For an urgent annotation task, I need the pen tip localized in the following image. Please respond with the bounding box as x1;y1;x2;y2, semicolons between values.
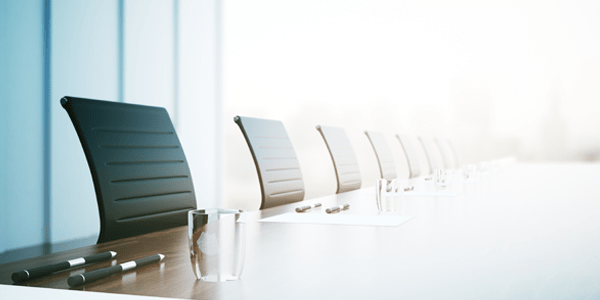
158;254;165;260
110;251;117;257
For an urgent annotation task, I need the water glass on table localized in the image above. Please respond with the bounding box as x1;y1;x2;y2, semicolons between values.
188;209;246;282
463;164;478;180
434;169;453;191
376;179;404;213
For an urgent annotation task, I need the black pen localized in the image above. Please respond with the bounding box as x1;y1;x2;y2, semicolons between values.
67;254;165;287
295;203;322;212
12;251;116;283
325;203;350;214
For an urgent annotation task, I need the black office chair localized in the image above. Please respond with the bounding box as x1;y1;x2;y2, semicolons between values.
364;130;397;180
316;125;361;194
234;116;305;209
61;96;197;243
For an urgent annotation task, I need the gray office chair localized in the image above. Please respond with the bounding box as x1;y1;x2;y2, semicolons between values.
316;125;361;194
234;116;305;209
447;139;461;168
418;136;444;174
61;96;197;243
364;130;396;180
396;134;422;179
435;137;456;169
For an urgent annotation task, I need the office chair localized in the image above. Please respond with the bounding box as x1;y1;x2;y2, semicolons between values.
447;139;461;168
435;137;456;169
364;131;396;180
396;134;422;179
61;96;197;243
418;136;444;174
316;125;361;194
234;116;305;209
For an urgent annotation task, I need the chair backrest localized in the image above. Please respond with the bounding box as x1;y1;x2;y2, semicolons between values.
447;139;461;168
61;96;197;243
234;116;305;209
435;137;456;169
418;136;443;174
316;125;361;194
364;130;396;180
396;134;422;178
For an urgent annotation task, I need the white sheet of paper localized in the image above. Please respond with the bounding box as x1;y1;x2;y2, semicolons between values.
365;190;461;197
259;213;413;227
404;190;461;197
0;285;186;300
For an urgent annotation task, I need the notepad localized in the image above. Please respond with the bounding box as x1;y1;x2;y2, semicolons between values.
259;213;413;227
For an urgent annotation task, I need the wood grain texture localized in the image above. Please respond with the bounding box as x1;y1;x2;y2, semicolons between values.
2;164;600;299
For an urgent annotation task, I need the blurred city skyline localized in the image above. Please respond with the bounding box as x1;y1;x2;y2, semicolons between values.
222;0;600;209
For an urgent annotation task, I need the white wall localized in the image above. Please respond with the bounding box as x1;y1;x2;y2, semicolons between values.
222;0;600;210
0;0;221;254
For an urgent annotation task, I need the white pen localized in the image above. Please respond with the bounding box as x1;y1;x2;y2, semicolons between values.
325;203;350;214
295;203;322;213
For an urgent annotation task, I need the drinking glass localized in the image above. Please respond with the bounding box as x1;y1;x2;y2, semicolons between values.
478;161;490;175
375;179;404;212
434;169;453;191
464;164;478;180
188;209;246;282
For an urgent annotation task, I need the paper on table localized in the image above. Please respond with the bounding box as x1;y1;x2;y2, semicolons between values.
404;190;461;197
259;213;413;227
0;285;187;300
365;190;461;197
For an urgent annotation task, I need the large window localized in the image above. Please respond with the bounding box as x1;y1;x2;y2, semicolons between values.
222;0;600;210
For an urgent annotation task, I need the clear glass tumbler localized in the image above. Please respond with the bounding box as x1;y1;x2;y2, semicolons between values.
188;209;246;282
464;164;478;180
376;179;404;212
434;169;453;191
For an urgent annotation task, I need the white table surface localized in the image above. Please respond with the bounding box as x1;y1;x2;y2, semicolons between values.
241;163;600;299
2;163;600;299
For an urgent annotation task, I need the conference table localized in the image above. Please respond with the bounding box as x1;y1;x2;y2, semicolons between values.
2;163;600;299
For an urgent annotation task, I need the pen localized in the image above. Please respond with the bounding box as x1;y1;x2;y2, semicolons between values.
295;203;322;212
67;254;164;287
12;251;116;283
325;203;350;214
